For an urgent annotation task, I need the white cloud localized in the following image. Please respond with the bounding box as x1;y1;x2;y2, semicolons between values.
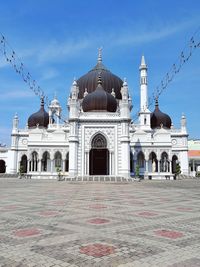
37;38;90;64
0;89;34;99
40;68;60;81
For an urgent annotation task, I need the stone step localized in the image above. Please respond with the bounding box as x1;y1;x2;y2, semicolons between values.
64;176;139;183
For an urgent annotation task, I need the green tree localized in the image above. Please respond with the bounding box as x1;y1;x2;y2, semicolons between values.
175;162;181;179
135;164;140;178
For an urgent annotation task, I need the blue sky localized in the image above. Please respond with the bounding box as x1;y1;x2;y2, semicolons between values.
0;0;200;145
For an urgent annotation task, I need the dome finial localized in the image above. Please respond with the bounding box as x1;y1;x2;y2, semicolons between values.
40;95;44;107
155;96;159;107
97;47;102;63
97;73;102;85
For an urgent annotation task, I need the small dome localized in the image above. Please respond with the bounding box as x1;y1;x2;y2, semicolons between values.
51;97;60;106
28;98;49;128
82;75;117;112
77;50;123;99
151;98;172;129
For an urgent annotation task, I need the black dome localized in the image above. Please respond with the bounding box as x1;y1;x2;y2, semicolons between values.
151;99;172;129
28;98;49;128
77;53;123;99
82;76;117;112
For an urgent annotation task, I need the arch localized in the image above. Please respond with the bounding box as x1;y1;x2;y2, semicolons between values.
160;152;169;172
172;155;178;174
137;151;145;168
30;151;38;172
130;151;134;174
54;151;62;169
89;133;109;175
91;133;107;149
41;151;50;172
20;155;27;173
65;152;69;172
0;160;6;173
149;152;158;172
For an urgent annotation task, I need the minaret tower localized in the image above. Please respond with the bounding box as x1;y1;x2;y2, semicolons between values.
139;55;151;130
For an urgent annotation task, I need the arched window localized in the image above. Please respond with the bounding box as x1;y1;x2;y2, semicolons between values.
31;152;38;172
161;152;169;172
149;152;158;172
92;134;107;149
137;151;145;168
20;155;27;173
42;151;50;172
65;152;69;172
54;151;62;169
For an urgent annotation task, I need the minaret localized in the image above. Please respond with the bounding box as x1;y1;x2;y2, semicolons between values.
139;55;148;111
181;113;187;134
139;55;151;129
68;78;79;177
12;113;19;133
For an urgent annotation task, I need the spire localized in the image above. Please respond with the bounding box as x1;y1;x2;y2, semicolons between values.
97;47;102;63
111;88;116;98
123;77;128;87
139;55;147;70
73;77;77;86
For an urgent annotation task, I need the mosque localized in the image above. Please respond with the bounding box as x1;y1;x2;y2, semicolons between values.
0;50;189;179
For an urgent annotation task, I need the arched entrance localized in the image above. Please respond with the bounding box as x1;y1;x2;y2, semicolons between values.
20;155;27;173
0;160;6;173
172;155;178;174
89;134;109;175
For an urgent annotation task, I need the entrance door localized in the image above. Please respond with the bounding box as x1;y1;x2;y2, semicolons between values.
0;160;6;173
89;149;109;175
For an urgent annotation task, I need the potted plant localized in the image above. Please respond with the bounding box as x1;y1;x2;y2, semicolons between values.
56;167;62;181
175;162;181;180
135;164;140;181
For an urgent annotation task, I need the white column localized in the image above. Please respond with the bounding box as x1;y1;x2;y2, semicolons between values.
69;139;78;177
38;160;42;174
51;160;54;173
62;160;65;173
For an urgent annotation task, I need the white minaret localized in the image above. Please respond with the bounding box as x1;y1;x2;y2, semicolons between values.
139;55;148;111
139;55;151;129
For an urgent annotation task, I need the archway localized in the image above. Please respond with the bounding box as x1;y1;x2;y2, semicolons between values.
160;152;169;172
89;134;109;175
65;152;69;172
172;155;178;174
20;155;27;173
149;152;158;172
41;152;50;172
0;160;6;173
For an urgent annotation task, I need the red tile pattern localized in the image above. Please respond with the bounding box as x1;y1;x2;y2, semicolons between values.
14;228;41;237
155;230;183;239
80;243;116;257
137;211;158;217
87;218;110;224
89;204;107;209
39;211;59;216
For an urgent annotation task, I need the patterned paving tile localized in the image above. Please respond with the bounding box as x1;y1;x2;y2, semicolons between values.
0;178;200;267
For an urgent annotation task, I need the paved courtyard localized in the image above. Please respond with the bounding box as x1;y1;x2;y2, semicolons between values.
0;178;200;267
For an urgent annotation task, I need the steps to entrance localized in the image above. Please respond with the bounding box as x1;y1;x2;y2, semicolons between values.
0;173;18;178
64;176;139;183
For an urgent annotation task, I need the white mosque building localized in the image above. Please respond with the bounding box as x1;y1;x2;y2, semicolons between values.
0;51;189;179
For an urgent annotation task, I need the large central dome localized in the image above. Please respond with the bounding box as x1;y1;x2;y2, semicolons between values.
77;50;123;99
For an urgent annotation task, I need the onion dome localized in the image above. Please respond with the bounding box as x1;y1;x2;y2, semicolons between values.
77;48;123;99
28;97;49;128
82;75;117;112
150;98;172;129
